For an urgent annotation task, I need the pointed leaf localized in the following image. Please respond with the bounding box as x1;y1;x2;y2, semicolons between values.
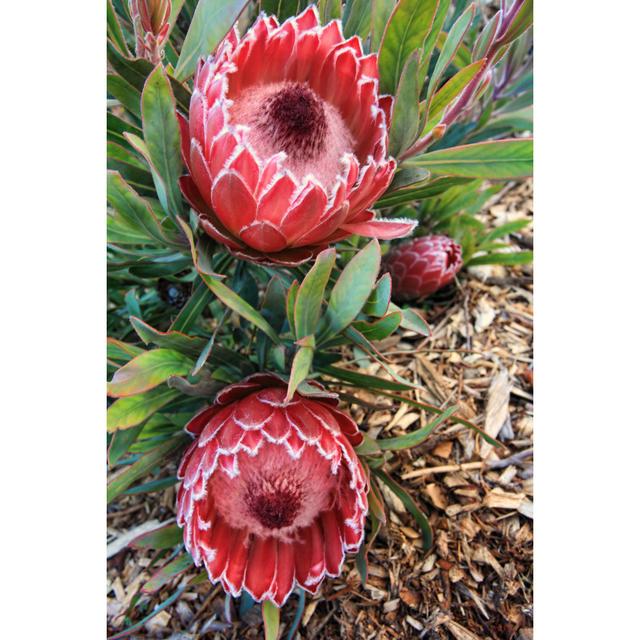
174;0;249;81
107;386;181;432
294;248;336;339
378;405;457;450
108;349;194;397
262;600;281;640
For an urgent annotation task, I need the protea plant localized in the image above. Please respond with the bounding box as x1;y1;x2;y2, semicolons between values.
129;0;171;64
107;0;533;636
384;235;463;302
176;374;367;605
177;6;416;265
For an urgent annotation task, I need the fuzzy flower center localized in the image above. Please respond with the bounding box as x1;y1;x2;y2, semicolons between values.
245;474;302;530
230;81;354;188
208;440;339;540
261;84;328;161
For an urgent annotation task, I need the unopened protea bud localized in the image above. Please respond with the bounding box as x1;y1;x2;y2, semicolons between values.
384;235;463;302
176;374;368;605
129;0;171;64
177;6;416;265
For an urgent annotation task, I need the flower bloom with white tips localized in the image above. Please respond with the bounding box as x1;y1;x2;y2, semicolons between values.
177;6;416;265
176;374;368;606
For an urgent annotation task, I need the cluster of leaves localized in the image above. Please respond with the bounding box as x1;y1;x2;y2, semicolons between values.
107;0;532;636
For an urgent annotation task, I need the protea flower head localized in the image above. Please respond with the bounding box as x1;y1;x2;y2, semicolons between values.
177;6;416;265
129;0;171;64
176;373;368;605
384;235;463;302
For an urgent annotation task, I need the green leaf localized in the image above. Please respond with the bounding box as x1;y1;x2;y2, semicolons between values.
352;311;402;341
370;0;397;51
392;304;431;337
378;405;457;450
174;0;249;81
286;280;299;334
107;171;169;244
465;250;533;267
378;0;439;94
124;475;178;495
107;0;130;56
107;386;181;432
202;275;281;344
107;434;189;502
131;316;207;358
496;0;533;48
389;50;421;157
478;218;531;247
141;65;184;219
419;0;450;74
472;9;500;62
130;522;183;550
107;74;141;119
143;554;193;593
286;336;315;401
107;337;145;363
363;274;392;317
373;469;432;550
424;59;486;132
408;138;533;179
170;279;215;333
294;248;336;339
343;0;372;41
321;240;381;341
262;600;281;640
108;423;144;466
108;349;194;397
317;365;413;392
426;3;475;102
317;0;342;23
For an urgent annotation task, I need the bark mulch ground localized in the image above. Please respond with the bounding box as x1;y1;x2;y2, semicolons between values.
107;179;533;640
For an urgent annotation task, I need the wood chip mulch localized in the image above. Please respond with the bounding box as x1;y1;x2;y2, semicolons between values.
107;179;533;640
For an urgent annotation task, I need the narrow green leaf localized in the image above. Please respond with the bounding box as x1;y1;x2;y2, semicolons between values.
131;316;207;358
124;475;178;495
202;276;281;344
107;0;130;56
363;274;392;317
420;0;450;73
389;50;421;157
373;469;432;550
426;3;475;102
370;0;397;52
107;434;189;502
465;250;533;267
352;311;402;341
286;337;315;401
174;0;249;81
322;240;381;340
391;303;431;337
130;522;182;550
107;74;142;118
378;0;439;94
107;386;181;432
343;0;372;41
496;0;533;48
262;600;281;640
425;59;486;133
108;423;144;466
170;280;214;333
407;138;533;179
286;280;299;333
317;0;342;23
108;349;194;397
378;405;457;450
107;338;145;363
143;554;193;593
107;171;168;244
141;65;184;218
318;365;413;392
294;248;336;339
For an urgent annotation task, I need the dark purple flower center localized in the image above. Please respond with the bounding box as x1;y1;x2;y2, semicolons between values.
259;83;328;160
245;476;302;530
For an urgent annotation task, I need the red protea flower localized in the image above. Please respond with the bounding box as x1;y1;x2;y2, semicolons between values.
176;374;368;605
129;0;171;64
177;6;416;265
384;235;463;302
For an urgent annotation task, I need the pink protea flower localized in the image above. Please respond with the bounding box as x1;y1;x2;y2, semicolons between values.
177;6;416;265
129;0;171;64
176;374;368;605
384;235;463;302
